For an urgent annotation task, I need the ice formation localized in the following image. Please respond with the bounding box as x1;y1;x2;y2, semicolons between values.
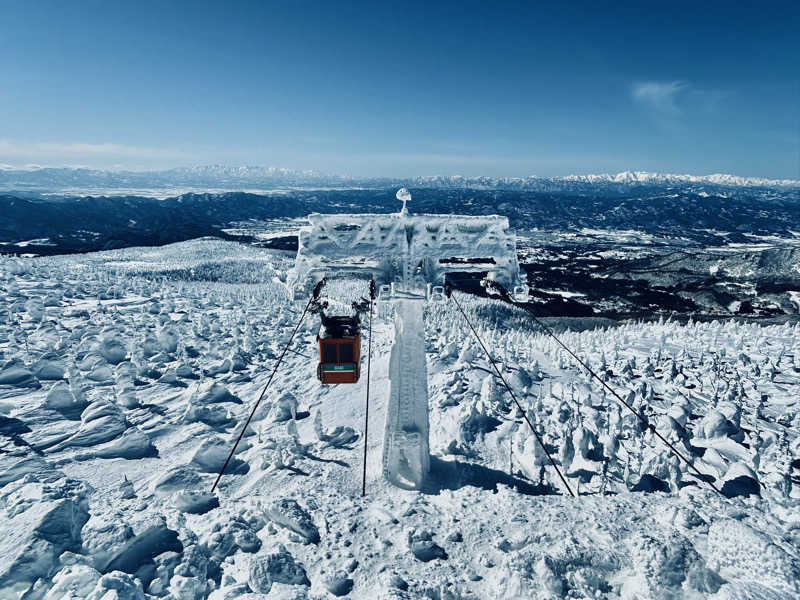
382;299;431;489
288;200;521;293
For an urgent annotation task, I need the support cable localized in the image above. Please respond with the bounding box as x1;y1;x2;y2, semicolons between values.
362;280;376;496
482;281;724;497
211;281;324;494
448;288;576;498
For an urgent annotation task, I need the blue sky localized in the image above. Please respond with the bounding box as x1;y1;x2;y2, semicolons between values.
1;0;798;178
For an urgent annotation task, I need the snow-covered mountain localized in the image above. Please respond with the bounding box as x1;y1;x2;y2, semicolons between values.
0;165;797;193
414;171;800;190
562;170;799;187
0;165;344;192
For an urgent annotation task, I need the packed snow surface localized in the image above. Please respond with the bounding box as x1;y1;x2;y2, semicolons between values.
0;239;798;599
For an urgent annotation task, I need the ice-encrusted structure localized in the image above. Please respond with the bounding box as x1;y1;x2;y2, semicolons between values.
290;191;520;489
382;299;430;489
288;195;520;294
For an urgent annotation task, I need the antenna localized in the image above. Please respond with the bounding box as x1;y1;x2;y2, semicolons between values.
396;187;411;215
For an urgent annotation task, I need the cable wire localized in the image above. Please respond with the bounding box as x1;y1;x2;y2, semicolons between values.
211;285;319;494
448;289;576;498
482;281;724;497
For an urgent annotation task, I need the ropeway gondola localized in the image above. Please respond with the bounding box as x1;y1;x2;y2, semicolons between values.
316;312;362;384
310;278;372;385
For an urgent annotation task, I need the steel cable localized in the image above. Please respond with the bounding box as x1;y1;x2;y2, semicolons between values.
361;280;375;496
448;289;576;498
211;285;320;494
481;281;725;497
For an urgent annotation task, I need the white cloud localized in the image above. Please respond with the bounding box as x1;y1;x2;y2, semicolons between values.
0;138;194;168
631;80;689;116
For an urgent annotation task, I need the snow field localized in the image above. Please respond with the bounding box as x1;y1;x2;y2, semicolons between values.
0;240;797;599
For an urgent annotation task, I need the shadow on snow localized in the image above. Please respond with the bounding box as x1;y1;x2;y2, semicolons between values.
422;456;557;496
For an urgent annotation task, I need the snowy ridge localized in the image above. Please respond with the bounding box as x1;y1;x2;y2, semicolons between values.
563;170;800;188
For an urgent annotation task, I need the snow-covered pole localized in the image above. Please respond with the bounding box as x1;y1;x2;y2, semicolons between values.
362;279;375;496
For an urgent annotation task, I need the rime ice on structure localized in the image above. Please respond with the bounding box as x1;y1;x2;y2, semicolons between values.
288;190;521;294
383;299;430;489
291;189;521;490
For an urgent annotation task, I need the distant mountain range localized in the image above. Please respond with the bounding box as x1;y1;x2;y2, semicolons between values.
0;164;797;193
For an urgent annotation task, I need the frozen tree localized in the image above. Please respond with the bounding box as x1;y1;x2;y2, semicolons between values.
558;425;575;475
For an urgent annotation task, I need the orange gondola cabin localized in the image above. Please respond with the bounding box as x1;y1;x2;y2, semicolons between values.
317;315;361;384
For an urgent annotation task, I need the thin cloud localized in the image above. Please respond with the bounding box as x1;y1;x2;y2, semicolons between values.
0;139;194;168
686;87;732;114
631;80;689;116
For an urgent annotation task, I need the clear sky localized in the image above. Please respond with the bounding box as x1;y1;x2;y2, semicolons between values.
1;0;798;178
